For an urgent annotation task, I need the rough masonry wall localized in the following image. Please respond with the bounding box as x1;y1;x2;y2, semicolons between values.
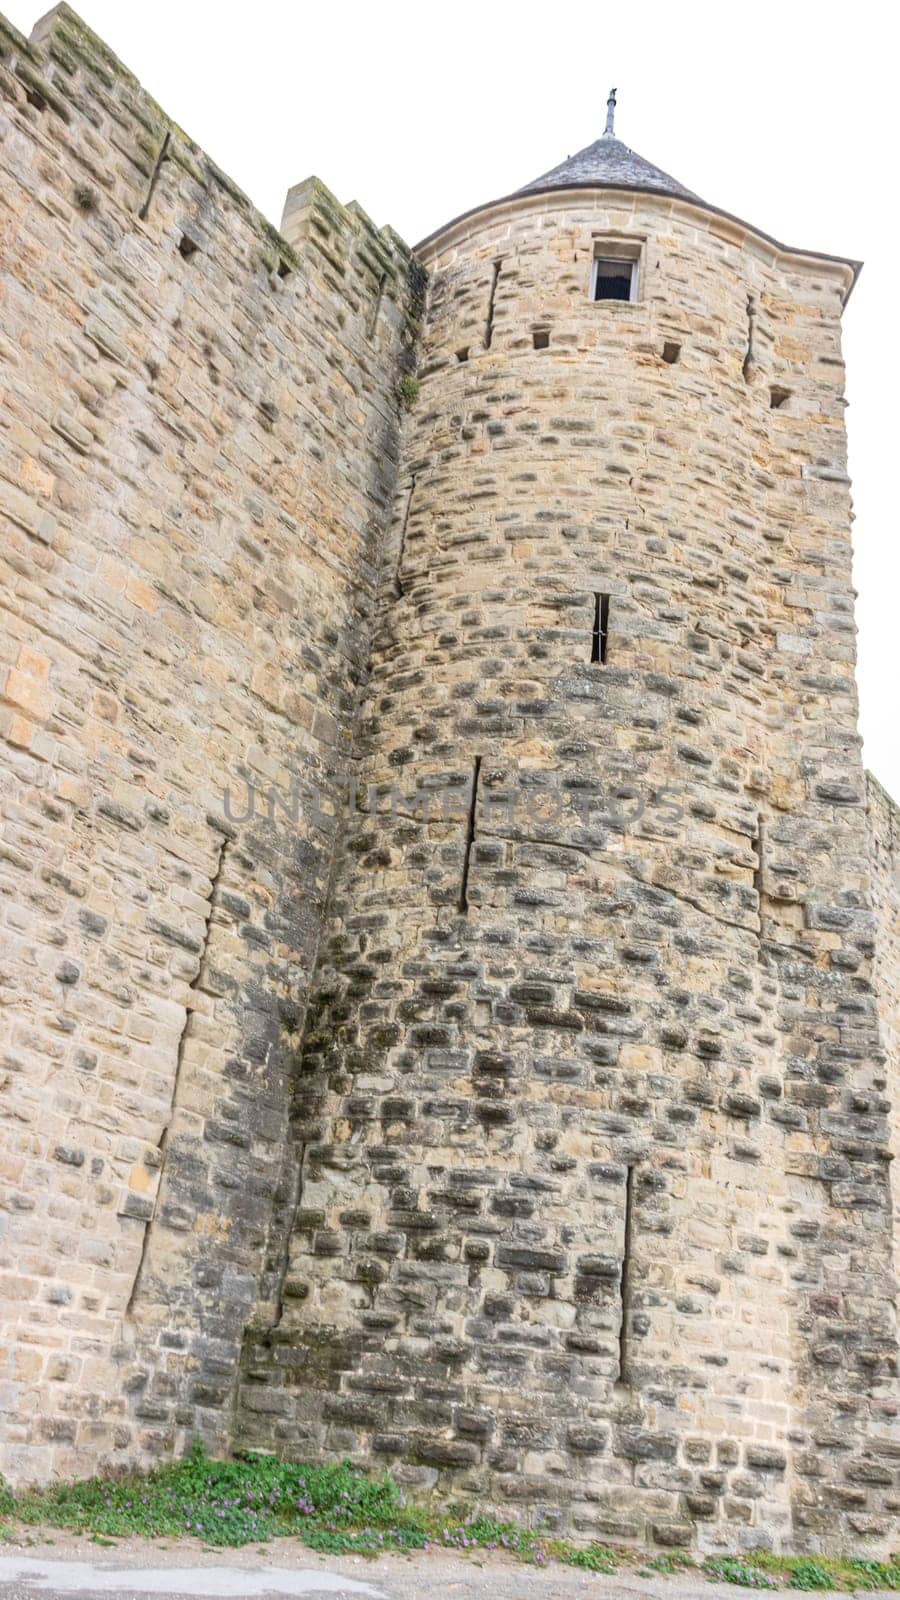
1;1;896;1552
0;4;417;1483
238;193;899;1552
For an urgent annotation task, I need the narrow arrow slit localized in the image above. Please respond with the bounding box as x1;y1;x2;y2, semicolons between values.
458;757;482;913
742;293;756;381
754;813;765;961
395;474;416;596
591;593;610;664
484;260;502;350
125;831;230;1316
368;272;387;338
138;130;170;221
618;1163;636;1384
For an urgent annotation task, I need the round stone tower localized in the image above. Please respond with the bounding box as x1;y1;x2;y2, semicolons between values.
240;101;898;1553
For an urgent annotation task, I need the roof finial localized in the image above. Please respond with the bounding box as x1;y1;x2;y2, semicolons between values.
604;87;617;137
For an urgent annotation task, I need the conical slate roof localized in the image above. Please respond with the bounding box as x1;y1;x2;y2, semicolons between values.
520;135;701;203
519;90;702;204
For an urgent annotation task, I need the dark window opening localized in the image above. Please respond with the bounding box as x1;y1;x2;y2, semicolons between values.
618;1164;636;1385
277;258;292;280
593;258;635;302
532;329;550;350
591;592;610;664
770;385;790;410
456;347;470;364
25;86;47;111
178;233;200;260
662;341;681;364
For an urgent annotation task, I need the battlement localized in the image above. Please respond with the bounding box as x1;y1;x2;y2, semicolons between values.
3;5;414;276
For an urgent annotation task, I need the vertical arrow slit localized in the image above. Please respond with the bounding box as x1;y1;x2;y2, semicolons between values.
484;260;502;350
125;831;230;1316
395;474;416;596
458;756;482;914
368;272;387;338
591;593;610;664
742;294;756;381
138;130;171;221
618;1163;636;1384
754;813;766;961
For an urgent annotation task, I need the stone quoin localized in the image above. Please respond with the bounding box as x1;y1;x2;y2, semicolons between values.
0;9;897;1556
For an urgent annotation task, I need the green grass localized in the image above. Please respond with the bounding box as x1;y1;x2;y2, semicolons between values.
8;1447;549;1562
704;1552;900;1592
13;1449;408;1550
4;1449;900;1587
396;375;419;409
844;1559;900;1591
555;1541;619;1572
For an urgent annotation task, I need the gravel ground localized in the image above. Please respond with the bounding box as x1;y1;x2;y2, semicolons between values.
0;1535;895;1600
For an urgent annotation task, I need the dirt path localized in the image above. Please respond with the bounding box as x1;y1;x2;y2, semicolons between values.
0;1535;893;1600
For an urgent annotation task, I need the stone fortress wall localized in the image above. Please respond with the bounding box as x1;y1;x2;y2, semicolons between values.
0;1;897;1557
0;2;420;1484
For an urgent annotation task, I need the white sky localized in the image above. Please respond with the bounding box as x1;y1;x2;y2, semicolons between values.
8;0;896;796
